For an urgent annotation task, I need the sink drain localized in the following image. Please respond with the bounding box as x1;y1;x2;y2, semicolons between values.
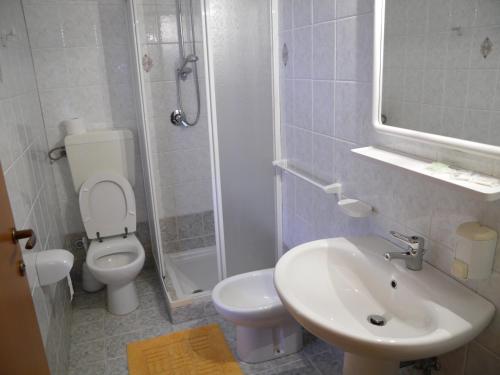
192;289;203;294
367;314;386;326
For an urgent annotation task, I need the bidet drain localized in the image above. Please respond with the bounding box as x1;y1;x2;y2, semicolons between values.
367;314;386;326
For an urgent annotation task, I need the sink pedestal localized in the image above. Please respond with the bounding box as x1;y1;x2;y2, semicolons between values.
343;353;399;375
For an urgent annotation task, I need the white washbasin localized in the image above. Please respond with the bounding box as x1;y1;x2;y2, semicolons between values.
274;236;495;375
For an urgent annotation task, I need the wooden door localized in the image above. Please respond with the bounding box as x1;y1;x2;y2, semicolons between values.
0;164;50;375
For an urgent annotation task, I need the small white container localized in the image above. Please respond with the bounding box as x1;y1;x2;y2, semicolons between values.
453;222;497;279
36;249;74;286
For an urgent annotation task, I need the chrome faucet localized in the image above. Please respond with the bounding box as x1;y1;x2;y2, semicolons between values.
384;231;425;271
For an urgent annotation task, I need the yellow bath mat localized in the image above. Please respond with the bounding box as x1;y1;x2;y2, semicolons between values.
127;324;243;375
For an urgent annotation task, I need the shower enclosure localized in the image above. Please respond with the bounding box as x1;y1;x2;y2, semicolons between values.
128;0;280;316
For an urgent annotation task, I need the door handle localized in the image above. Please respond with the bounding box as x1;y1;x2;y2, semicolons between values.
12;228;37;250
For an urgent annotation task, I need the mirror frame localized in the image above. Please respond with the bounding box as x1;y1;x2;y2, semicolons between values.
372;0;500;158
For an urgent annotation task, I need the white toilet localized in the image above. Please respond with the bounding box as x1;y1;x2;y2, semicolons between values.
65;130;145;315
212;268;303;363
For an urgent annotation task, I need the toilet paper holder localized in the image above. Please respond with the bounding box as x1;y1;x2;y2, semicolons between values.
36;249;74;286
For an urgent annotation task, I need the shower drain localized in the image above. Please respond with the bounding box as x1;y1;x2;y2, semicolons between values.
367;314;386;326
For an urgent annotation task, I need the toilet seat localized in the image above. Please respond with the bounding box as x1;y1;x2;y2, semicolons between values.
79;172;136;240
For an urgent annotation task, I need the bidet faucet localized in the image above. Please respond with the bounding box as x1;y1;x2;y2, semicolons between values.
384;231;425;271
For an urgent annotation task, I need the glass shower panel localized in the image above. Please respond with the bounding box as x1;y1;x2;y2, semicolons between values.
132;0;216;301
206;0;276;276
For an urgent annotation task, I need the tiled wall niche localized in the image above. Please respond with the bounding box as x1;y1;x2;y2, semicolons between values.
22;0;150;238
279;0;500;374
382;0;500;145
0;1;71;374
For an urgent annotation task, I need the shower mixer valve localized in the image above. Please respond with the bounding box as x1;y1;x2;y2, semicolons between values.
171;109;191;128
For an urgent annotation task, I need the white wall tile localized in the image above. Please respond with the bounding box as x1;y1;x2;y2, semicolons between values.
280;0;293;31
335;0;372;19
293;0;312;28
427;0;452;33
1;2;71;372
402;68;423;103
293;26;313;79
293;79;313;129
23;4;64;49
158;3;178;43
476;0;500;27
444;69;468;108
467;70;497;110
295;177;315;222
97;4;129;46
452;0;478;29
32;48;68;90
424;32;447;69
312;133;334;182
60;3;101;48
422;69;444;106
313;21;335;80
293;127;313;172
334;81;370;143
312;80;334;136
65;47;106;86
335;13;373;82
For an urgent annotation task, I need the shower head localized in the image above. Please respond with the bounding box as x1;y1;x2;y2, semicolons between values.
180;54;198;69
178;55;198;74
178;54;199;79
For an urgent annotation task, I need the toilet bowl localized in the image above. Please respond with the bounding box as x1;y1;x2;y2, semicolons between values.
79;172;145;315
212;268;303;363
86;234;145;315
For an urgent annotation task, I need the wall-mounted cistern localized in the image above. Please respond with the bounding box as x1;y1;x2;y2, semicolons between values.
384;231;425;271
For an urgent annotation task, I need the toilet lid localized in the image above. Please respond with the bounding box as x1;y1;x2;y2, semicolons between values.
79;172;136;239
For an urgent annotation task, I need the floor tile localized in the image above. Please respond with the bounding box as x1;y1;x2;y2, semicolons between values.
308;351;343;375
72;306;106;326
272;357;319;375
104;311;139;336
67;272;380;375
105;331;142;359
68;360;106;375
69;339;106;368
106;356;128;375
71;319;105;343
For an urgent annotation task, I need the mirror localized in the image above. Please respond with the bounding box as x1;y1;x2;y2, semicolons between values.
374;0;500;156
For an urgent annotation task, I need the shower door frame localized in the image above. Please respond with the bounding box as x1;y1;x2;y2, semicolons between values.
128;0;284;305
127;0;166;286
201;0;284;279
